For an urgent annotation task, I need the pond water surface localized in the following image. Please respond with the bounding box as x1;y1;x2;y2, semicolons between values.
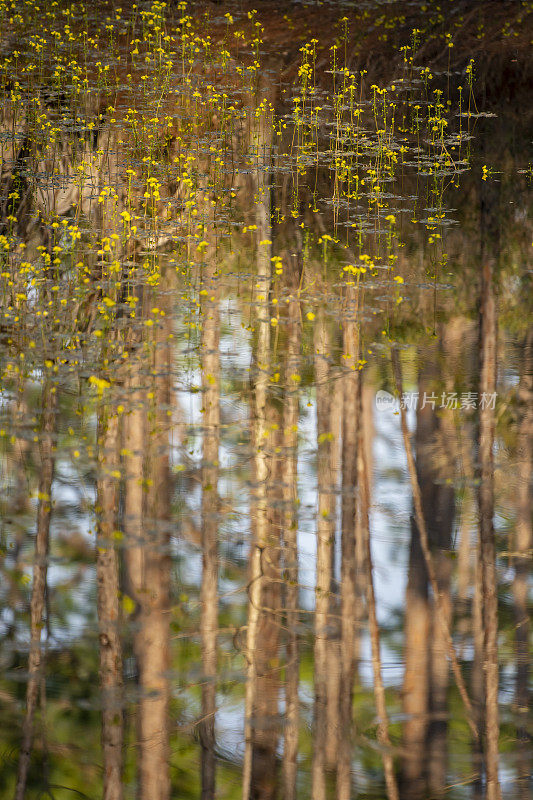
0;2;531;799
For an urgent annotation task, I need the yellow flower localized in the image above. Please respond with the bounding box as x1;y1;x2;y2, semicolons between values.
88;375;110;395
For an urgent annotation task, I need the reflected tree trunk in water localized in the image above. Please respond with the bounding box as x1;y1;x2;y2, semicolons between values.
456;372;484;797
337;284;360;800
10;394;31;564
251;396;282;800
312;308;333;800
123;291;171;800
200;252;220;800
96;402;124;800
513;327;532;800
426;331;457;798
427;406;455;797
142;287;172;800
243;95;274;800
399;367;430;800
453;321;477;662
427;505;453;800
15;380;56;800
122;347;145;605
5;394;33;644
477;179;502;800
249;167;283;798
456;489;473;659
326;381;342;772
357;374;399;800
123;343;146;797
472;546;485;800
400;514;429;800
281;291;302;800
392;347;477;800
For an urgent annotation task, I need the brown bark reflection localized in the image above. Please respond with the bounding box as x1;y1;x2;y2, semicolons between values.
243;92;276;800
358;373;399;800
250;395;282;800
426;486;454;800
14;381;57;800
281;290;301;800
513;327;532;800
273;217;304;800
142;285;172;800
200;251;220;800
426;336;456;799
399;362;431;800
337;284;360;800
96;400;124;800
123;279;172;800
472;540;485;800
326;381;342;773
249;221;283;800
392;347;477;800
477;176;502;800
311;307;334;800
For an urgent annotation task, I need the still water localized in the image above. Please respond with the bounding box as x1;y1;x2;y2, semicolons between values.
0;1;531;799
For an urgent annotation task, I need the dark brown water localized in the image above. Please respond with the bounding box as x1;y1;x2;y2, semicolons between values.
0;2;531;799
